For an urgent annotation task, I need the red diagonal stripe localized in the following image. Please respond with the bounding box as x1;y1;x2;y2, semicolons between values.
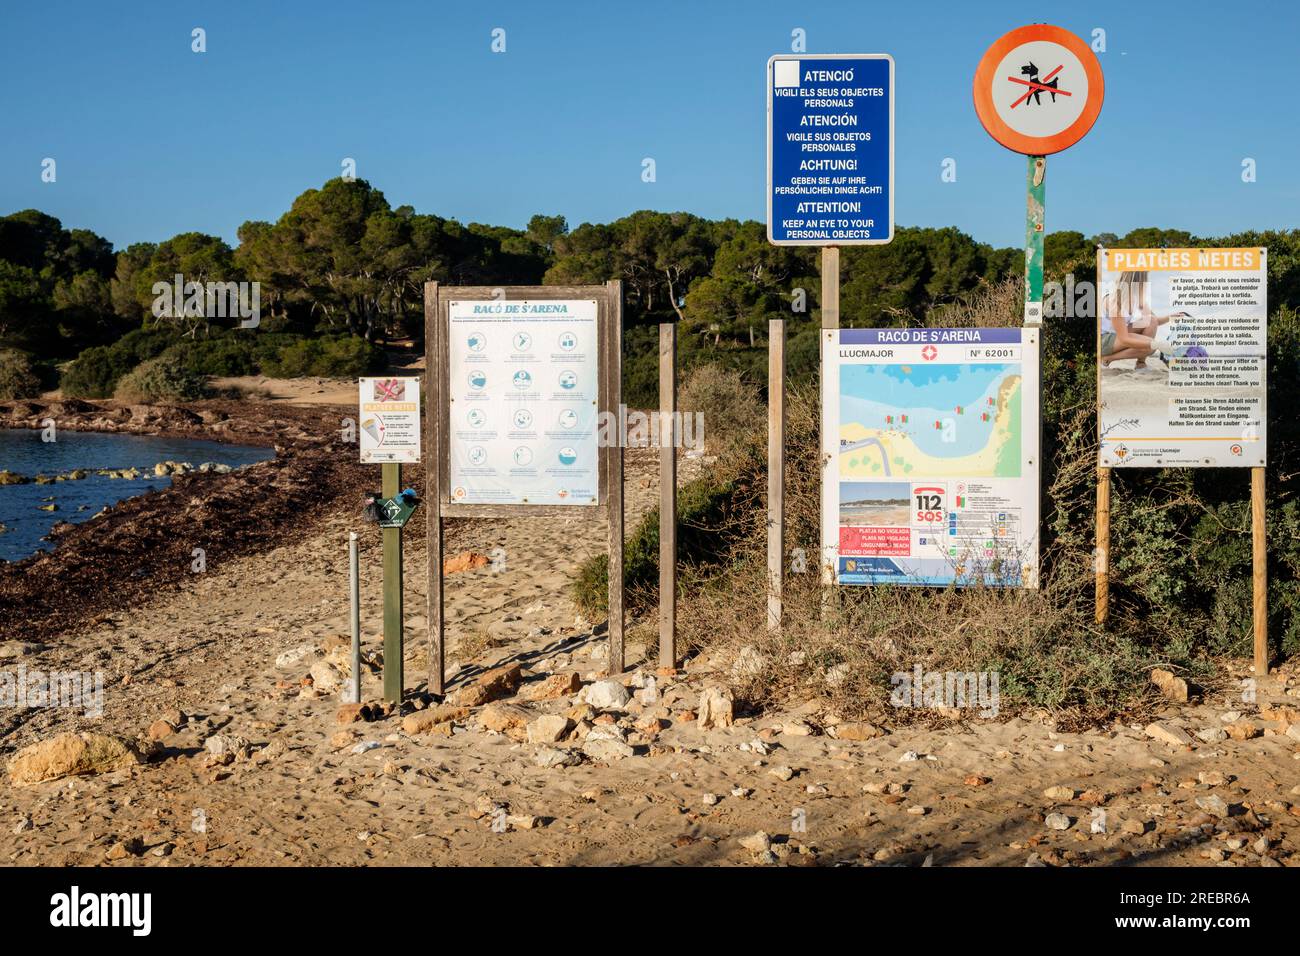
1008;65;1068;108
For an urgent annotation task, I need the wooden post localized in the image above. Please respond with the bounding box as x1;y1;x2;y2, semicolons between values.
1025;155;1046;326
821;248;840;327
606;280;625;675
820;246;840;607
658;321;676;669
767;317;785;632
1252;466;1267;677
1095;466;1110;625
382;461;404;704
425;283;445;698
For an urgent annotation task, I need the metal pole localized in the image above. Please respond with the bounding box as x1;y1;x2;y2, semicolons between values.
349;532;361;703
1025;155;1046;325
382;462;404;704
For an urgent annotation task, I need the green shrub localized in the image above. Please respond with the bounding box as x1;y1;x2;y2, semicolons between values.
571;470;743;615
261;335;383;378
113;354;207;403
61;327;178;397
0;348;42;399
164;335;259;377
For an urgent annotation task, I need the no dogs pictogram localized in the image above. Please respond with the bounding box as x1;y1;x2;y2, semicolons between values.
973;24;1103;155
1009;63;1069;108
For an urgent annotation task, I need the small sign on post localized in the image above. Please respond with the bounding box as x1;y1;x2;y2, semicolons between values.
360;377;422;463
359;376;422;705
972;24;1105;158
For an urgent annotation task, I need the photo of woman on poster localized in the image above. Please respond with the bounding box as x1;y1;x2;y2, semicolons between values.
1098;270;1190;373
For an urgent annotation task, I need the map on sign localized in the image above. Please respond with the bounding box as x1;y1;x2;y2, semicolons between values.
767;54;893;245
838;362;1023;479
821;328;1040;588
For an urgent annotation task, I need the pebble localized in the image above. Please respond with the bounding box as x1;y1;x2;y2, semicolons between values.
1194;794;1229;817
533;746;581;768
583;679;631;710
1045;812;1072;830
1145;722;1193;747
526;714;573;745
582;737;634;761
696;686;734;729
203;733;250;758
768;765;795;781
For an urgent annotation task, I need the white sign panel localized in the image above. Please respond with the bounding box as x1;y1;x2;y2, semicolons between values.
1098;248;1267;468
821;327;1040;588
448;298;600;506
359;377;421;463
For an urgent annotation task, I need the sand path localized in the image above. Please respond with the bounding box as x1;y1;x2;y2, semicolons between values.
2;448;1299;867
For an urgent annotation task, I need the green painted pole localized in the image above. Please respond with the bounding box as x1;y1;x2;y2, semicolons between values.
1025;154;1046;325
382;462;403;704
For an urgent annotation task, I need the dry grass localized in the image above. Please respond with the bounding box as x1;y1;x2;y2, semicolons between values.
669;280;1216;724
677;389;1186;724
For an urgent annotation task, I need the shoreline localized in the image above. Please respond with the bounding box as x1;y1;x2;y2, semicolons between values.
0;398;395;645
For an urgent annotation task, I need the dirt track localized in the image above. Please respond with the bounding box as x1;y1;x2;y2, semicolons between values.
1;407;1298;867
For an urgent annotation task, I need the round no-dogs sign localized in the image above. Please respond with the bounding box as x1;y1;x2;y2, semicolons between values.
973;24;1103;155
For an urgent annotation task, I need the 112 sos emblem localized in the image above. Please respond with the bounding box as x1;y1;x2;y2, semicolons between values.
914;485;947;525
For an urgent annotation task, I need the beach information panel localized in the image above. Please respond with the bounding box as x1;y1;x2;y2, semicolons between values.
1097;247;1267;468
447;298;600;506
821;327;1041;587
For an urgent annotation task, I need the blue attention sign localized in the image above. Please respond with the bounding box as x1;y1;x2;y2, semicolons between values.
767;54;894;246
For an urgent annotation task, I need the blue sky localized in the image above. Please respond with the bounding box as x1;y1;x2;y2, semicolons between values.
1;0;1295;252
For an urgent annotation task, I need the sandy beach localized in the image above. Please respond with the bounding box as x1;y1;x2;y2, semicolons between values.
2;396;1299;867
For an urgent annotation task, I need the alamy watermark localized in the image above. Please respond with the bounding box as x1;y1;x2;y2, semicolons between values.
151;273;260;328
891;663;999;718
596;404;704;451
1;665;104;718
